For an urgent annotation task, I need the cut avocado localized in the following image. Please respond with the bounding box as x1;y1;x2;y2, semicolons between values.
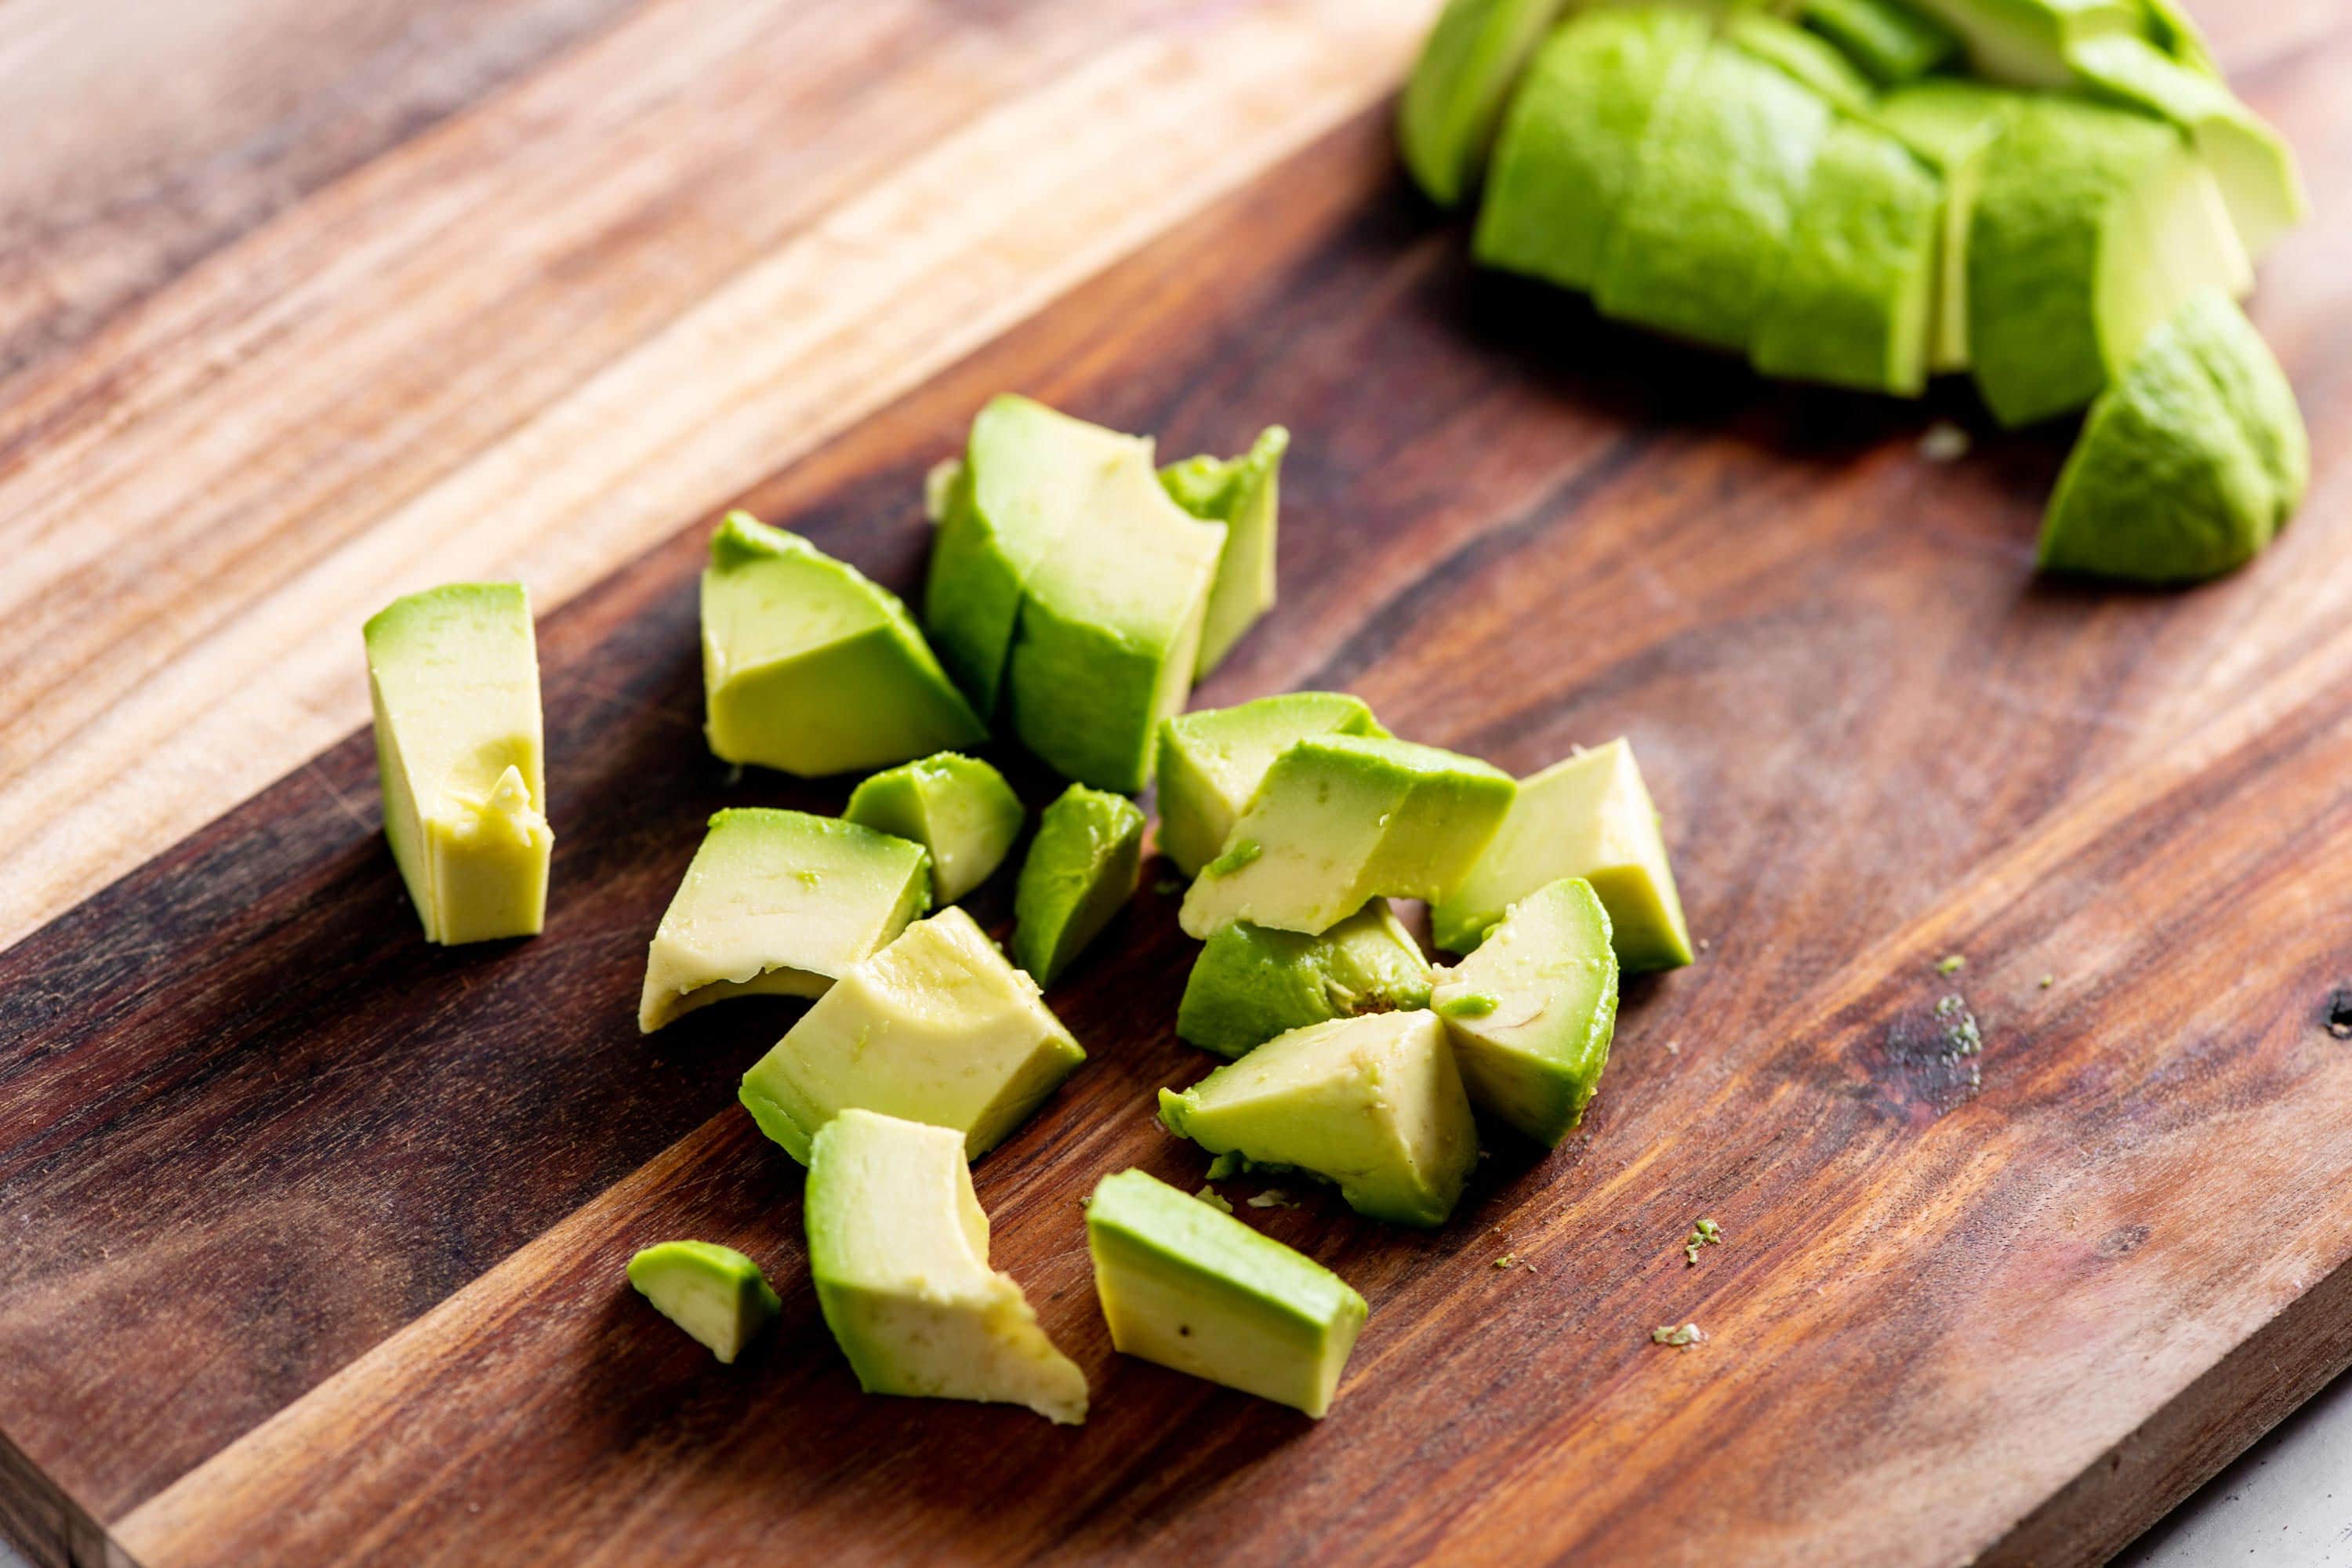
638;809;931;1033
1434;738;1693;971
1874;78;2021;373
1431;877;1619;1146
1155;692;1388;878
1087;1168;1368;1417
364;583;554;945
806;1109;1087;1424
1178;901;1433;1059
1160;426;1290;677
1398;0;1575;207
1178;735;1515;940
626;1241;781;1364
1802;0;1960;85
1159;1011;1479;1228
1011;784;1145;986
1726;10;1878;114
702;513;985;777
739;906;1083;1162
844;753;1024;904
2136;0;2219;76
1899;0;2141;89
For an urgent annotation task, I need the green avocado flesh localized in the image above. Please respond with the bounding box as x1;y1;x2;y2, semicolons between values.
1728;12;1877;114
1160;426;1290;677
1873;78;2021;373
843;753;1024;904
1159;1011;1479;1228
2039;290;2305;583
1178;901;1433;1059
1399;0;1575;208
626;1241;780;1364
739;906;1084;1163
1012;784;1145;986
1434;738;1692;971
1431;877;1619;1146
1155;692;1389;878
702;513;984;778
1178;735;1515;940
1087;1169;1367;1417
638;809;931;1033
806;1110;1087;1424
364;583;553;945
1900;0;2140;89
1802;0;1959;85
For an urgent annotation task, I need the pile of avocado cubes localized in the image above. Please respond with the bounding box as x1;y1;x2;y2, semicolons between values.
361;393;1692;1425
1403;0;2310;583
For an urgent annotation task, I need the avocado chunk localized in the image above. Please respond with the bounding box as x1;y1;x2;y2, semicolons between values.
1397;0;1575;207
1473;5;1714;293
1899;0;2140;89
1011;784;1145;985
1434;738;1692;971
1160;1011;1479;1228
364;583;554;946
1178;901;1434;1059
2038;291;2305;583
626;1241;781;1364
1726;10;1878;113
1874;78;2022;372
702;513;985;778
806;1109;1087;1424
1160;426;1290;677
1086;1169;1368;1417
844;753;1024;904
739;906;1084;1163
1155;692;1388;878
1178;735;1515;940
638;809;931;1033
1431;877;1619;1146
1801;0;1959;85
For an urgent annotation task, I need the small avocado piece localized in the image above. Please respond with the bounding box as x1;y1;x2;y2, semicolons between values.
739;906;1084;1163
806;1109;1087;1424
2136;0;2219;76
1899;0;2141;89
1801;0;1960;85
1160;1011;1479;1228
1155;692;1388;878
1178;901;1434;1059
1086;1169;1368;1417
1430;878;1619;1146
702;513;985;778
626;1241;781;1364
1434;739;1692;971
843;753;1024;904
1011;784;1145;985
638;809;931;1033
1726;10;1878;114
364;583;554;945
1160;426;1290;677
1178;735;1515;940
1874;78;2022;373
1397;0;1576;207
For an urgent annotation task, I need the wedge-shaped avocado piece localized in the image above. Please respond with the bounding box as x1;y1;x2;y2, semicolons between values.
1434;739;1692;971
1159;1011;1478;1228
844;753;1024;904
1178;901;1433;1060
1473;5;1714;292
626;1241;781;1364
1011;784;1145;986
1875;78;2021;373
2039;292;2304;583
1726;10;1877;113
1178;735;1515;940
702;513;984;778
806;1109;1087;1424
1431;878;1619;1146
1087;1169;1367;1417
639;809;931;1033
1802;0;1959;85
1900;0;2140;89
1398;0;1575;207
739;906;1084;1163
1160;426;1290;677
364;583;553;946
1155;692;1388;878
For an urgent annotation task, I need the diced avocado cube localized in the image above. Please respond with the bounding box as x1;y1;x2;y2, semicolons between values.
1874;78;2023;372
1155;692;1388;878
1900;0;2141;89
1430;878;1618;1147
1011;785;1145;986
1160;426;1290;677
364;583;554;946
702;512;985;777
1434;739;1693;971
739;906;1084;1163
638;809;931;1033
1726;10;1878;113
1178;735;1515;940
626;1241;781;1364
806;1109;1087;1424
844;753;1024;904
1086;1169;1367;1417
1178;902;1433;1060
1802;0;1960;85
1397;0;1575;207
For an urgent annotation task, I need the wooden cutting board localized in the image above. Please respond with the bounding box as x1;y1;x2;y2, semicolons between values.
5;2;2351;1565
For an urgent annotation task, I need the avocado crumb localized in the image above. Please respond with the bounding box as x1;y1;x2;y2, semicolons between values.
1203;838;1263;877
1205;1152;1243;1181
1245;1189;1297;1210
1935;954;1966;975
1683;1218;1723;1266
1153;877;1184;896
1919;422;1971;463
1493;1253;1520;1270
2039;974;2056;989
1651;1323;1706;1348
1194;1185;1235;1215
